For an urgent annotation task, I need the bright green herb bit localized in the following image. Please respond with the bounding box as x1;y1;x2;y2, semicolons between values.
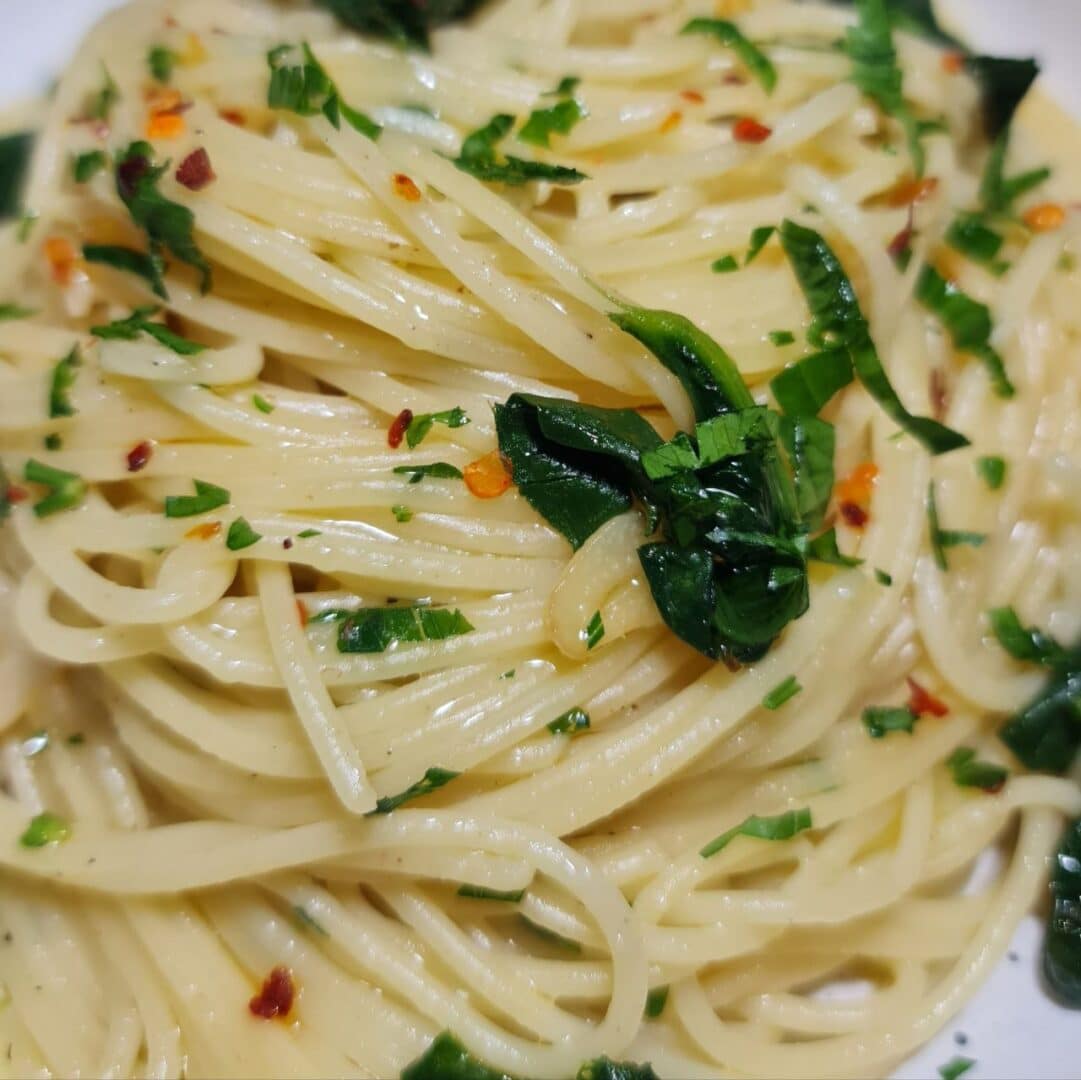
682;18;777;93
645;985;669;1018
252;393;275;414
147;45;178;83
976;455;1006;490
83;244;167;299
874;568;893;586
164;479;231;518
405;406;470;449
87;66;118;121
72;150;107;183
297;528;322;538
711;254;738;273
456;884;524;902
863;705;915;738
393;462;464;484
369;766;460;814
519;99;586;148
44;434;62;451
23;459;87;517
49;347;80;419
937;1057;975;1080
337;605;474;654
20;811;70;848
585;610;604;650
768;330;795;346
92;305;205;355
0;303;35;320
947;746;1008;791
225;517;261;551
926;482;986;572
701;808;813;859
392;504;413;523
762;676;801;710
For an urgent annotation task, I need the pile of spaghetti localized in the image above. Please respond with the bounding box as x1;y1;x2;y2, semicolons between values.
0;0;1079;1076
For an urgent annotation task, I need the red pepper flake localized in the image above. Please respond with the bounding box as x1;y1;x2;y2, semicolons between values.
248;966;295;1020
680;90;705;104
839;501;868;528
463;450;513;499
387;408;413;449
283;537;294;551
6;484;27;504
296;599;308;627
906;677;949;718
392;173;422;202
176;148;215;191
885;176;938;208
185;521;222;541
219;108;246;127
126;441;154;473
732;117;772;144
941;51;966;75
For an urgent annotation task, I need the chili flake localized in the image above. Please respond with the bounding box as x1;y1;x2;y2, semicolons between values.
126;441;154;473
387;408;413;449
392;173;422;202
732;117;771;144
659;111;683;134
176;148;215;190
248;966;295;1020
679;90;705;104
1022;203;1065;233
907;677;949;718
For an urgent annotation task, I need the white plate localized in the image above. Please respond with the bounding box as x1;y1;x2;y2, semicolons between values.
5;3;1078;1078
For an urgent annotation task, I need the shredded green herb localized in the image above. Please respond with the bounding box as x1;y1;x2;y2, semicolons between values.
768;330;795;347
393;462;464;484
701;808;813;859
456;884;525;902
989;606;1068;667
645;985;669;1019
585;610;604;650
92;305;205;355
926;482;986;571
976;455;1006;490
405;406;470;448
164;479;231;518
252;393;275;414
862;705;916;738
519;99;586;149
946;746;1008;791
337;605;475;653
711;254;738;273
369;766;460;814
937;1058;975;1080
0;303;35;320
451;113;587;186
87;66;119;121
682;18;777;93
147;45;179;83
225;517;261;551
83;243;167;299
48;347;81;419
44;434;62;451
23;459;87;518
547;708;590;735
874;568;893;586
392;504;413;523
762;676;802;710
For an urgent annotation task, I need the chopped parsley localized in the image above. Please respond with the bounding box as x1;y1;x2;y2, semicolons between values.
147;45;178;83
23;459;87;517
874;568;893;586
392;504;413;522
745;224;776;265
392;462;464;484
452;114;587;186
91;305;205;355
519;99;586;148
946;214;1008;275
252;393;275;414
1045;815;1081;1007
72;150;106;183
585;610;604;650
83;244;168;299
946;747;1007;792
547;76;580;97
547;708;590;735
296;528;322;538
336;605;474;653
20;811;70;848
644;985;669;1019
225;517;261;551
369;766;459;814
405;406;470;448
926;482;986;571
87;66;118;122
937;1058;975;1080
976;455;1006;490
988;607;1068;667
48;347;81;418
164;478;231;518
681;19;777;93
862;705;915;738
314;0;485;52
762;676;801;710
711;254;738;273
700;808;813;859
0;303;35;320
768;330;795;347
44;434;62;451
456;884;524;902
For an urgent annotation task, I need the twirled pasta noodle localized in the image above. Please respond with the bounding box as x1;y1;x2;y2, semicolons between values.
0;0;1080;1077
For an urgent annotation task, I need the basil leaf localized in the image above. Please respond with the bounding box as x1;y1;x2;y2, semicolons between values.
681;19;777;93
966;56;1039;139
72;150;107;184
392;462;464;484
762;675;801;710
915;266;1013;397
518;99;586;149
1044;815;1081;1008
976;455;1006;490
392;504;412;522
405;406;470;448
83;243;168;299
164;478;231;518
711;254;738;273
337;606;474;653
547;707;590;735
23;459;87;518
225;517;261;551
926;482;985;571
451;113;586;185
770;348;853;418
700;808;812;858
1000;655;1081;774
114;142;212;295
0;132;34;220
91;304;205;355
779;219;968;454
456;884;524;902
316;0;487;51
806;526;862;567
778;415;835;529
548;76;580;97
863;705;916;738
637;544;715;657
640;432;700;481
369;766;459;815
49;347;81;419
989;607;1069;668
147;45;178;83
494;394;657;549
946;746;1007;791
401;1033;513;1080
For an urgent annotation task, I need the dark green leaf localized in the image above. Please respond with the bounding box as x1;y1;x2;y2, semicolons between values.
965;56;1039;139
226;517;261;550
779;219;968;454
640;432;700;481
337;606;475;653
926;482;985;571
770;348;853;418
547;707;590;735
976;455;1006;490
147;45;178;83
548;76;580;97
452;113;587;185
862;705;915;738
980;129;1051;215
874;568;892;585
768;330;795;347
1000;652;1081;774
700;807;813;858
0;132;34;220
1044;815;1081;1007
392;462;464;484
518;915;581;954
0;462;11;524
519;99;586;148
585;610;604;650
19;811;70;848
645;985;669;1019
24;459;86;518
946;746;1007;791
711;254;738;273
114;142;212;294
392;504;413;522
49;347;81;419
164;478;231;518
72;150;107;183
83;243;168;299
316;0;488;51
0;303;35;320
456;885;524;902
44;434;62;451
369;766;460;814
988;607;1068;668
946;214;1007;274
745;225;776;265
405;406;470;448
253;393;275;414
806;526;862;567
576;1059;660;1080
638;544;716;658
938;1057;975;1080
91;304;205;355
762;675;801;710
87;66;118;121
401;1032;514;1080
297;528;322;538
778;415;835;529
681;19;777;92
915;266;1013;397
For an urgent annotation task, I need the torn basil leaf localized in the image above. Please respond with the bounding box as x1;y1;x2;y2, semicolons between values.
317;0;487;51
770;348;853;418
519;99;586;149
337;606;474;653
989;607;1069;668
393;462;464;484
83;243;168;299
92;305;205;355
681;19;777;93
1044;815;1081;1008
452;113;587;186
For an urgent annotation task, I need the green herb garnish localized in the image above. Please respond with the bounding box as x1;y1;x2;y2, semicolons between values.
946;746;1007;791
700;808;813;858
72;150;107;183
91;305;205;355
369;766;460;814
456;884;524;902
23;459;87;517
862;705;915;738
392;504;413;522
337;605;474;653
405;406;470;448
519;99;586;149
682;18;777;92
392;462;464;484
711;254;738;273
762;676;801;710
83;244;167;299
644;985;669;1019
585;610;604;650
1045;815;1081;1007
19;811;70;848
926;482;986;571
452;114;587;186
252;393;275;414
147;45;178;83
976;455;1006;490
48;347;81;419
164;479;230;518
547;708;590;735
225;517;261;550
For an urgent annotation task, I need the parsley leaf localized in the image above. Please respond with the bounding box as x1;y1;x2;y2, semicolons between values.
945;214;1008;275
700;808;813;858
23;459;87;518
83;244;167;299
87;66;118;122
989;607;1069;668
72;150;107;183
337;606;474;653
770;348;854;418
164;479;231;518
369;767;459;814
252;393;275;414
91;305;205;355
393;462;464;484
946;746;1007;791
147;45;179;84
863;705;916;738
48;347;81;419
452;113;587;186
976;455;1006;490
644;986;669;1019
405;406;470;448
682;19;777;93
762;675;801;710
225;517;261;551
519;99;586;148
926;482;986;571
711;254;738;273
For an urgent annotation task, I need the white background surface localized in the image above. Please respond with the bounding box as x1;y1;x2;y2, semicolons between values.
2;2;1078;1078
